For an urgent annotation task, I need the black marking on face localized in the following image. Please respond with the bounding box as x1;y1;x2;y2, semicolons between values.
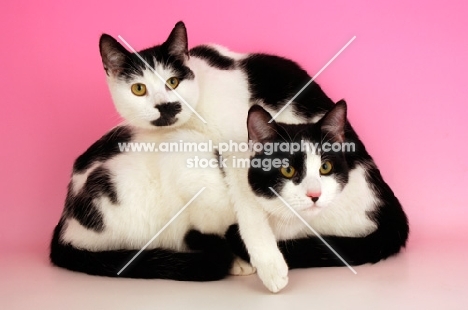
248;145;307;199
190;45;236;70
99;22;194;83
73;126;133;173
319;150;349;188
65;167;117;232
151;102;182;126
112;46;195;83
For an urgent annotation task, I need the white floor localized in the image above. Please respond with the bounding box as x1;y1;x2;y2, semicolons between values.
1;237;467;310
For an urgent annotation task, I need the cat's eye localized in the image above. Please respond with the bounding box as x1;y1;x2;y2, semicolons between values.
280;166;296;179
320;160;333;175
166;77;180;89
131;83;147;96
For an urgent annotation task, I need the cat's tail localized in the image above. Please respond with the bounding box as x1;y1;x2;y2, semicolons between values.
284;207;409;268
277;224;409;269
226;204;409;269
50;222;234;281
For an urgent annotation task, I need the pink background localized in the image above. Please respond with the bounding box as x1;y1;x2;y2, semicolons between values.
1;0;467;251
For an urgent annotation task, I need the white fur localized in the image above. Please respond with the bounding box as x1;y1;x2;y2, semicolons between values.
208;44;246;60
229;257;256;276
184;54;250;141
62;129;236;252
308;165;378;237
221;153;289;292
70;162;99;195
266;102;308;125
311;113;326;124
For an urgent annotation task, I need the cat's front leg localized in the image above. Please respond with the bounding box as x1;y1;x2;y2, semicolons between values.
234;198;289;293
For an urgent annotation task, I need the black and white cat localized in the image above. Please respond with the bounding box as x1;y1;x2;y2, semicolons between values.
50;125;241;281
227;103;409;270
50;21;408;293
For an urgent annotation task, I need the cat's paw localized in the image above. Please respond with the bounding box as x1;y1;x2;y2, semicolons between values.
229;257;256;276
252;253;289;293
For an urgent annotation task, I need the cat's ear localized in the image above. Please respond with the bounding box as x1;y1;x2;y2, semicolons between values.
321;100;347;143
99;34;129;76
247;105;278;144
163;21;189;59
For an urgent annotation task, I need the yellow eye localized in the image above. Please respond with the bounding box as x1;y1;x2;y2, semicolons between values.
320;160;333;175
280;166;296;178
131;83;146;96
166;77;179;89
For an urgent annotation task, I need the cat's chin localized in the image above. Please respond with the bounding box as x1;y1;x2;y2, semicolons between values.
298;204;323;217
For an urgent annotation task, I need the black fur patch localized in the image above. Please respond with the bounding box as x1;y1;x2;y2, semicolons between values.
50;221;235;281
151;102;182;126
73;126;132;173
240;53;335;118
99;34;194;83
190;45;236;70
248;142;306;199
130;45;195;82
64;167;117;232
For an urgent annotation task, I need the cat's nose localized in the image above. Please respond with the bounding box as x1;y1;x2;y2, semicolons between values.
306;191;321;203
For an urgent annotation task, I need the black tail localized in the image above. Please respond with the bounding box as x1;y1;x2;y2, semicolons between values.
226;200;409;269
278;227;407;269
50;223;234;281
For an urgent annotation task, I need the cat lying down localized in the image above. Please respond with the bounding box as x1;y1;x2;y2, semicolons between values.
50;22;408;293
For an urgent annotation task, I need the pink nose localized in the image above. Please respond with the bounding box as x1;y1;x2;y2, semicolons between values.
306;191;321;203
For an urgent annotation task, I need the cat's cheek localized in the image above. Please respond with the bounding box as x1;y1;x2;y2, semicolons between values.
319;177;341;203
168;84;199;127
174;80;199;106
171;108;194;127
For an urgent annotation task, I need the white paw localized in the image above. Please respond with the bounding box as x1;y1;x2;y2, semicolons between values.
252;253;289;293
229;257;257;276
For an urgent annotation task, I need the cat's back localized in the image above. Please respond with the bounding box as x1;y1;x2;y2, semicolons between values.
72;125;133;174
60;126;171;250
189;44;246;70
190;44;334;124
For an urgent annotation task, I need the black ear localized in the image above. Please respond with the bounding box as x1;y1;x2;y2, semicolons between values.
321;100;347;143
163;21;189;58
99;34;129;76
247;105;278;144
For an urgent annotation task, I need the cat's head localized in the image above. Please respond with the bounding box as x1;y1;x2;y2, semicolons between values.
247;101;350;220
99;21;198;129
